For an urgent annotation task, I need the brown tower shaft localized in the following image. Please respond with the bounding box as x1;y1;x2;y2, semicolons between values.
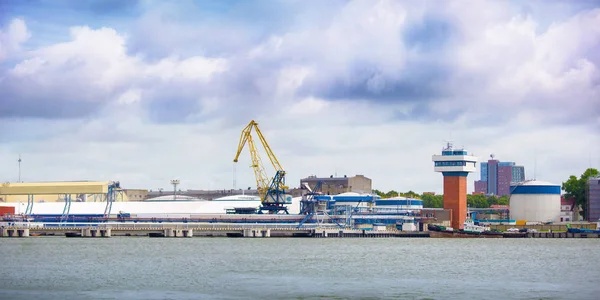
443;175;467;230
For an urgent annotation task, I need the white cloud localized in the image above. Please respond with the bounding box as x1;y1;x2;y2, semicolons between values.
116;89;141;105
288;97;330;116
445;7;600;128
1;2;599;196
275;66;313;99
0;18;30;61
1;20;229;119
143;56;228;82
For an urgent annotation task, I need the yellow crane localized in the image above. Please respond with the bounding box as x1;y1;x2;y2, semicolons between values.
233;120;290;214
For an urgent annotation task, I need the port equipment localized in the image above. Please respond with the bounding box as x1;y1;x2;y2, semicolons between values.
234;120;290;214
0;181;122;225
297;181;344;228
103;181;124;218
299;181;324;215
342;197;368;228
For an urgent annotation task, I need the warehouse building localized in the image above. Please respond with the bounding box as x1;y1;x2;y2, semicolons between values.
300;175;372;195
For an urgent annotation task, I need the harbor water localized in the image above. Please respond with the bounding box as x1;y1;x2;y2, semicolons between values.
1;238;599;299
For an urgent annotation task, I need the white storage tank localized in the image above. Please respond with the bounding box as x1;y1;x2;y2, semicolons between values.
509;180;561;223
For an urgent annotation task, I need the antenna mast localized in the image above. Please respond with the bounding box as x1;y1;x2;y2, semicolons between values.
533;148;537;180
18;154;22;183
170;179;180;201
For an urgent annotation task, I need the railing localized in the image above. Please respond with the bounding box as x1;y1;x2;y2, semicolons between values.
12;222;332;230
3;221;361;231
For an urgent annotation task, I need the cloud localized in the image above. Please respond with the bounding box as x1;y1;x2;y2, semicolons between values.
246;1;416;101
126;0;291;59
1;25;134;118
0;18;30;62
447;7;600;129
0;22;228;120
0;1;599;194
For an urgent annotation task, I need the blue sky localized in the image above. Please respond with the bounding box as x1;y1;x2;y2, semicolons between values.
0;0;599;193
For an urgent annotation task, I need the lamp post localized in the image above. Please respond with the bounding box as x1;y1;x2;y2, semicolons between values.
18;155;22;183
170;180;180;201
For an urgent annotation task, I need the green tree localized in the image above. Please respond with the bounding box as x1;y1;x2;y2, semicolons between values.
385;190;399;198
497;195;509;206
467;194;488;208
400;190;420;199
562;168;599;219
372;189;385;198
486;196;498;207
422;193;443;208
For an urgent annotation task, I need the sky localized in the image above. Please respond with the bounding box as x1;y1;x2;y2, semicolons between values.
0;0;599;194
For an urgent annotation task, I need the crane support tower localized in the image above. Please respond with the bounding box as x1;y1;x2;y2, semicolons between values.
233;120;291;214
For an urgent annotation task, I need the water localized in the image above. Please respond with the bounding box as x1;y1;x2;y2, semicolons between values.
1;237;599;299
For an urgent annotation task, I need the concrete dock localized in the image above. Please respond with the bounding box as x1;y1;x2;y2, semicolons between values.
504;232;600;238
1;224;599;238
0;224;428;238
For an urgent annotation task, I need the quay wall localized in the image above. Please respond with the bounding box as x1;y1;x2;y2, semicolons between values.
491;223;597;232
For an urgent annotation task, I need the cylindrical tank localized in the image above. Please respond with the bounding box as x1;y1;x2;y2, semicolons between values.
509;180;561;223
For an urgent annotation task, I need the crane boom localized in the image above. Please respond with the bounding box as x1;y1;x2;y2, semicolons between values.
233;120;290;214
252;124;284;172
234;122;270;197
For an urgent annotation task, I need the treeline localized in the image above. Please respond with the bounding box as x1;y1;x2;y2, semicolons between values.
562;168;598;219
372;189;509;208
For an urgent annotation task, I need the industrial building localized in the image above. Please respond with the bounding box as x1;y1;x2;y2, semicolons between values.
1;190;146;203
474;155;525;196
144;188;308;201
375;197;423;210
509;180;561;223
300;175;372;195
0;181;112;203
145;189;261;201
432;142;478;230
123;189;149;201
587;177;600;221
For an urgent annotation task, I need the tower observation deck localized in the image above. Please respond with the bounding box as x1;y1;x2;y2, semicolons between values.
432;142;478;230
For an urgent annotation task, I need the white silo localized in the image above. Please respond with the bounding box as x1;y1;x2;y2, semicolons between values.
509;180;561;223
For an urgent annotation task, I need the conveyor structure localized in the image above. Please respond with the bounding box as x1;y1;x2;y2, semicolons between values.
0;181;123;225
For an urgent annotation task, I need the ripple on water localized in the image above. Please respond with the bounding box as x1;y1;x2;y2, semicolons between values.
0;238;599;300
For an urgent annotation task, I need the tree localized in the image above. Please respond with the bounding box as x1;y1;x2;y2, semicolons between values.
422;193;443;208
372;189;385;198
467;194;488;208
385;190;399;198
486;195;498;207
562;168;599;220
497;195;509;206
400;190;420;199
